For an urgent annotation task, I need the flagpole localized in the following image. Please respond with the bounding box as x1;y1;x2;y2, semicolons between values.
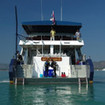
61;0;62;21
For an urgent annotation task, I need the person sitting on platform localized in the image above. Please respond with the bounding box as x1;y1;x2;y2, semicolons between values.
51;59;57;77
44;59;50;77
50;27;56;40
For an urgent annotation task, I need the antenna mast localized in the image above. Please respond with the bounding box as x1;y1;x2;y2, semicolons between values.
61;0;62;21
15;6;18;59
41;0;43;21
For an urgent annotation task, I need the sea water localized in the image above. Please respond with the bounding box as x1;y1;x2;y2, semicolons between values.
0;70;105;105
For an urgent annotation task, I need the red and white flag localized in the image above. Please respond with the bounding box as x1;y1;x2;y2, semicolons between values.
50;11;55;25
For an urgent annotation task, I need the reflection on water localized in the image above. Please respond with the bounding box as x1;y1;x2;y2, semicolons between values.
0;71;105;105
8;84;95;105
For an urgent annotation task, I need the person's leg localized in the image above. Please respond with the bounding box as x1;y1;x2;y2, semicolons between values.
54;68;56;77
46;68;49;77
45;67;48;77
53;36;55;40
90;72;94;81
9;72;14;80
50;36;53;40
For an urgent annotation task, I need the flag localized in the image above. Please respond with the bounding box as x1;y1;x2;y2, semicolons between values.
50;11;55;25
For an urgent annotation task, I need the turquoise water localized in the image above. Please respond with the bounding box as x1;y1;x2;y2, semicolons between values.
0;71;105;105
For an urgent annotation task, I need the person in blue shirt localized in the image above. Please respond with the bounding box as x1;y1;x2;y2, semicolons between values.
86;56;94;83
9;56;16;83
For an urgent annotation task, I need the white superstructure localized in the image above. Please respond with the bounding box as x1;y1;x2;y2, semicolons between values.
16;21;90;80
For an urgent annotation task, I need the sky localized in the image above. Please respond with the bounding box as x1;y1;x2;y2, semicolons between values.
0;0;105;64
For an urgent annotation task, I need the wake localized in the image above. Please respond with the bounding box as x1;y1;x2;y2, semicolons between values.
0;80;9;83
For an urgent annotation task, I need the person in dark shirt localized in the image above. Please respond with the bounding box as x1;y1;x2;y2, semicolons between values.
17;52;23;64
51;59;57;77
45;59;50;77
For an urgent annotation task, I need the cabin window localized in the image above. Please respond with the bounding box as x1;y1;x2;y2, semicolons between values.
43;45;50;54
54;45;59;54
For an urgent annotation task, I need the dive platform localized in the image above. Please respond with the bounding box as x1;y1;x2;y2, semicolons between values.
15;78;89;85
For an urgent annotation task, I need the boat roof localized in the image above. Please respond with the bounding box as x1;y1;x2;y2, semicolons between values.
22;21;82;35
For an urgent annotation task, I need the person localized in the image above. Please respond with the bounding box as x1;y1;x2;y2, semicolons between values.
50;27;56;40
75;30;81;40
82;54;86;64
51;59;57;77
76;59;80;65
17;51;23;64
44;59;50;77
86;56;94;83
9;56;16;84
73;34;76;40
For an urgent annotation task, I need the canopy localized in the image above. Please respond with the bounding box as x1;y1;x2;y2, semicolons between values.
22;21;82;35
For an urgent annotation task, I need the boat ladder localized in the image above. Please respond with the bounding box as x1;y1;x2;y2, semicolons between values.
14;78;25;85
78;77;88;84
78;77;88;93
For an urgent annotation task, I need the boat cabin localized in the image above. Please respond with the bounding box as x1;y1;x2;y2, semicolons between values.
20;21;83;64
15;20;89;80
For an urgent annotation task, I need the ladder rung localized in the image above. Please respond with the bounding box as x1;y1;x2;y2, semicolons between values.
79;78;88;84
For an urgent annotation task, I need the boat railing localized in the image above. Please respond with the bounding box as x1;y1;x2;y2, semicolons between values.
26;35;78;41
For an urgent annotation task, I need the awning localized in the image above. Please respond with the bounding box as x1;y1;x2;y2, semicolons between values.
22;20;82;35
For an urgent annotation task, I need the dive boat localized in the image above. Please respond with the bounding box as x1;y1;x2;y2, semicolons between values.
102;68;105;71
9;20;94;85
